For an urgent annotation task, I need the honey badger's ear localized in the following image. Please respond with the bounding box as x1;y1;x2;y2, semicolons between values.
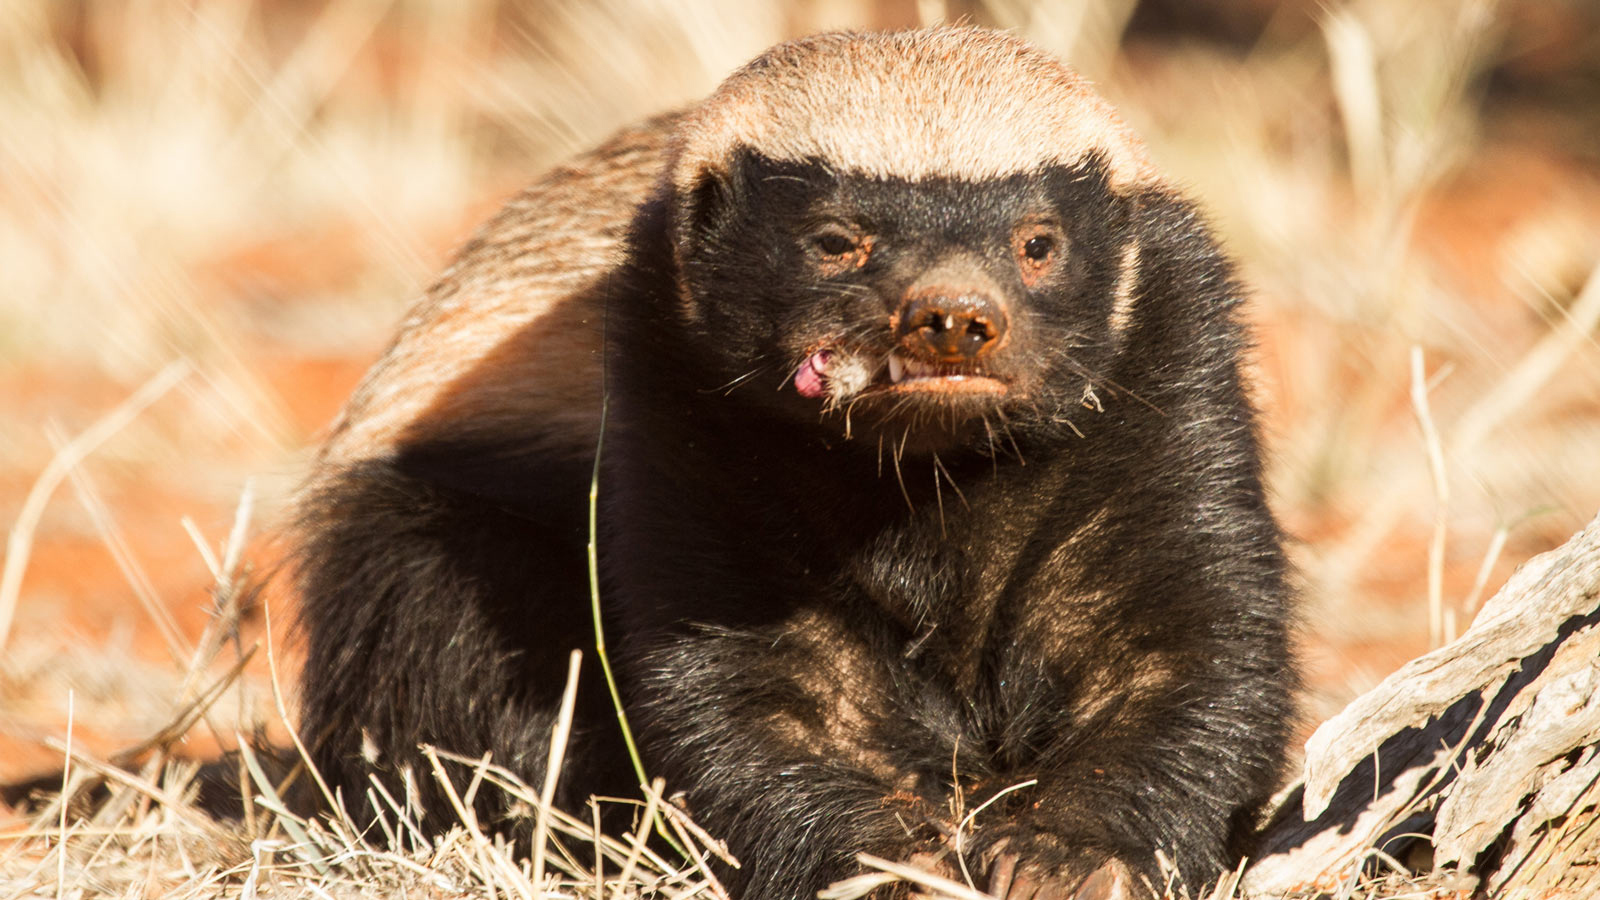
681;165;734;246
675;148;760;255
669;154;745;323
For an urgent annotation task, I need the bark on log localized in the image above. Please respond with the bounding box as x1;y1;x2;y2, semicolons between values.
1245;511;1600;899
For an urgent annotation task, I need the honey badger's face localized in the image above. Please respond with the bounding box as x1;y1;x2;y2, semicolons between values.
677;146;1136;452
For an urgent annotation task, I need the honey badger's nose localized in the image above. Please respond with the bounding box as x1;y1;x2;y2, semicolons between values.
894;291;1008;363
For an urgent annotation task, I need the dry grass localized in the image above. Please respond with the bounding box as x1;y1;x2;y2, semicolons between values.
2;0;1598;897
0;666;738;900
1107;0;1600;722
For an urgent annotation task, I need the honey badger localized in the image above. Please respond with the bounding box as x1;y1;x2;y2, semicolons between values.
293;26;1296;900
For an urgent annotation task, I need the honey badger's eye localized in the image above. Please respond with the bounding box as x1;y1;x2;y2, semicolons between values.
1013;222;1064;288
808;225;873;276
812;230;857;257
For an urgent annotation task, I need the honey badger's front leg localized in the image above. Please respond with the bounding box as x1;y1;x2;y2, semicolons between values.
961;613;1292;898
915;463;1298;900
626;610;969;900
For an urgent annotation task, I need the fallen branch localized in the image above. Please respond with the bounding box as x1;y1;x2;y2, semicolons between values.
1248;510;1600;897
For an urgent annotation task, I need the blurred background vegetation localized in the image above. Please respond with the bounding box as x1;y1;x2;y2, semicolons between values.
1;0;1598;790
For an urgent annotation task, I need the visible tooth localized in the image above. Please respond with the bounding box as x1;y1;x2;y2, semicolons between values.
888;353;905;384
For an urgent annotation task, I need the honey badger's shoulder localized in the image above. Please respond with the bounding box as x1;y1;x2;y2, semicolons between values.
320;112;678;469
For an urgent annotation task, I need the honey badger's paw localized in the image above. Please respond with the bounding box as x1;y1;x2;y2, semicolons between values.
982;837;1141;900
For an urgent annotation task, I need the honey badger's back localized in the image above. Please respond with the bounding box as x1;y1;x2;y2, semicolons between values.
291;116;674;821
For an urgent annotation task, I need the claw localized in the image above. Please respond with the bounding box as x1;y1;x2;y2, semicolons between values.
1006;870;1039;900
1070;860;1133;900
1033;880;1076;900
903;848;964;900
987;851;1017;899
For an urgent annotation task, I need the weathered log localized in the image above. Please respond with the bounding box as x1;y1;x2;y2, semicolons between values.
1245;510;1600;898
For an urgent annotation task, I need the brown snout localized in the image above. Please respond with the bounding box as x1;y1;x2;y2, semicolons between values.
894;255;1009;364
894;293;1006;363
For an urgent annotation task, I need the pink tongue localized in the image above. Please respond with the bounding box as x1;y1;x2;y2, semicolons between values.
794;350;831;398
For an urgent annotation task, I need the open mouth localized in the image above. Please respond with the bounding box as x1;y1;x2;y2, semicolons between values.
794;349;1009;400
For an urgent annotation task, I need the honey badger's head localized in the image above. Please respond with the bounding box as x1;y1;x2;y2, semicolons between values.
663;28;1160;452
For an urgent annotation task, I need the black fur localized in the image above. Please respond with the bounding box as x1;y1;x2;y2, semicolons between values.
293;444;634;827
293;150;1296;898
